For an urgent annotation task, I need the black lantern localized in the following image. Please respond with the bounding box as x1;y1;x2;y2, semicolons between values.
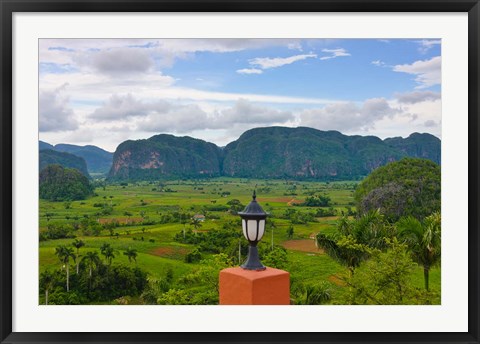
238;190;267;270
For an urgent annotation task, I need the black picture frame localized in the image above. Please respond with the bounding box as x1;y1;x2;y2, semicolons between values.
1;1;479;343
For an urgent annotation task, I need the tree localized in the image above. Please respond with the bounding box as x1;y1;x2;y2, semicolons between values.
397;212;441;291
226;199;244;214
291;281;332;305
123;247;138;264
317;211;393;276
190;217;202;234
55;245;75;292
179;212;190;241
100;243;115;265
316;233;370;277
339;238;417;305
355;158;440;221
81;251;101;289
268;220;277;250
157;289;190;305
262;246;288;269
39;269;57;305
286;224;294;239
346;210;396;251
72;239;85;274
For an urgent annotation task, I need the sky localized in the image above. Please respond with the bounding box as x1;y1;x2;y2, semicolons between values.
39;38;441;152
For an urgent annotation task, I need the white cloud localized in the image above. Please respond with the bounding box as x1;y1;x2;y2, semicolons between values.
299;98;401;132
135;99;294;133
39;84;79;132
236;68;263;75
39;39;305;67
88;48;154;75
416;39;441;54
136;104;210;133
396;90;441;104
213;99;293;127
249;53;317;69
90;94;171;120
393;56;441;89
371;60;385;67
319;48;351;60
424;120;438;127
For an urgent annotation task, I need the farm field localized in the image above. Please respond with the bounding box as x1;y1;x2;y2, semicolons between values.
39;177;440;305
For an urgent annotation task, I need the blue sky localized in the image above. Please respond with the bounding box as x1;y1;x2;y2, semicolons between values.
39;39;441;151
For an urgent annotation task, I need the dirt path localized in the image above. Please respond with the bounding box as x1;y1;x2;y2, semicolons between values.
282;239;324;253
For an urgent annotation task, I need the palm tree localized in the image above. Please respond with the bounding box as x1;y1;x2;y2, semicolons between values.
39;270;56;305
190;217;202;234
123;247;138;264
72;239;85;274
180;212;189;241
397;212;441;291
100;243;115;265
316;233;368;277
81;251;100;290
55;245;75;292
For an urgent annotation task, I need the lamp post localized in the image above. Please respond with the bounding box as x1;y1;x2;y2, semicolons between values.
238;190;267;271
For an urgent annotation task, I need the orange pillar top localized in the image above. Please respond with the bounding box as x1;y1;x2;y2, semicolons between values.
219;267;290;305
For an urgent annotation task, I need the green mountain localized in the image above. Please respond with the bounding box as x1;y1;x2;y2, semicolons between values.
39;140;54;150
39;149;90;178
108;134;223;180
384;132;441;164
223;127;440;180
107;127;441;181
39;141;113;174
39;164;94;201
53;144;113;174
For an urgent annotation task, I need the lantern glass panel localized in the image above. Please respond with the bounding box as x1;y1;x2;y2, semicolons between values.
257;219;265;240
247;219;258;241
242;219;248;240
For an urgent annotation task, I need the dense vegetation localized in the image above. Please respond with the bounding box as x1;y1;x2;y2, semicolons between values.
40;149;91;178
39;164;95;201
354;158;441;221
106;127;441;181
40;242;148;305
39;158;441;305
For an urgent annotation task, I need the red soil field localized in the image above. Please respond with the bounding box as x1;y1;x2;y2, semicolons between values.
150;246;189;258
98;217;143;225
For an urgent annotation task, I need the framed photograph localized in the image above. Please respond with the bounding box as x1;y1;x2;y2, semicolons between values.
1;1;479;343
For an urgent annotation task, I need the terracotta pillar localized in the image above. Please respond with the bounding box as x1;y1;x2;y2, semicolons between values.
219;267;290;305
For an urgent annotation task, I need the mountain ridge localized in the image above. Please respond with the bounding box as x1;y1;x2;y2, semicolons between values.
39;141;113;174
106;126;441;181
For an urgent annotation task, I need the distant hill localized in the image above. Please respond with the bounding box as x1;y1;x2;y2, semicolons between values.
384;132;441;164
107;127;441;181
39;149;90;178
39;141;113;174
40;164;94;201
108;134;223;180
39;140;54;150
